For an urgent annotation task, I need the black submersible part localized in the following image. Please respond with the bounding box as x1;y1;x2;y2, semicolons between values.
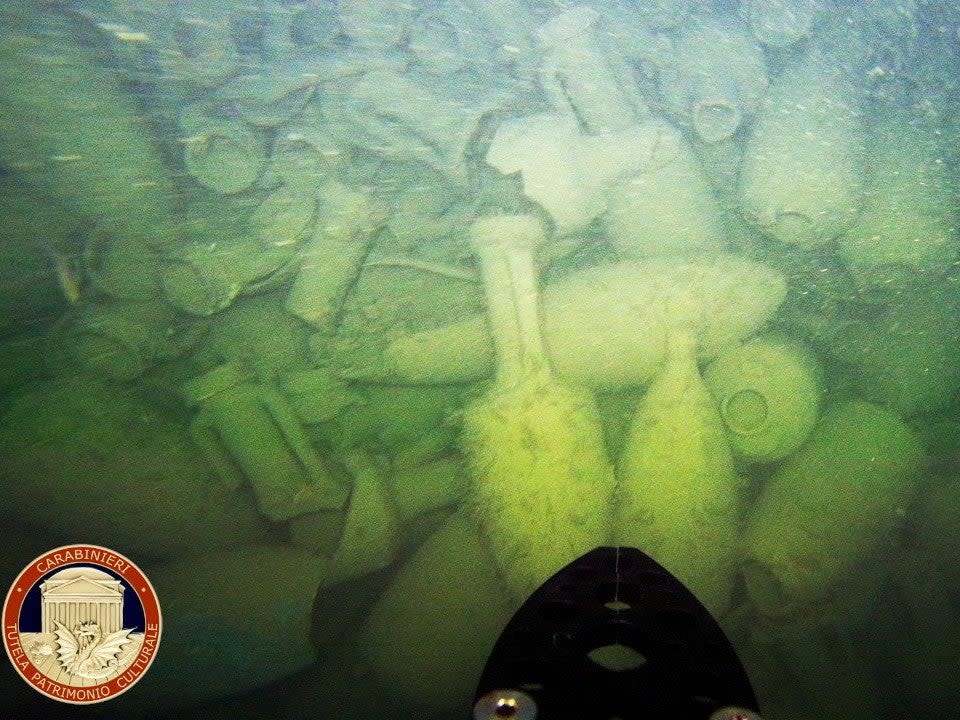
472;546;760;720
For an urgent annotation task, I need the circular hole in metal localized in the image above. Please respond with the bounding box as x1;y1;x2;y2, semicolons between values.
474;689;537;720
586;643;648;672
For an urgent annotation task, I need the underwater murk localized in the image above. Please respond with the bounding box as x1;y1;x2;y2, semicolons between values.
0;0;958;718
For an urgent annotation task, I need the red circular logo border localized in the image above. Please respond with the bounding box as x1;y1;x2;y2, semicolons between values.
3;544;162;704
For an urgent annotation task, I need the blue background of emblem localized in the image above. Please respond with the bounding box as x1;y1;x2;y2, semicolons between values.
19;563;145;633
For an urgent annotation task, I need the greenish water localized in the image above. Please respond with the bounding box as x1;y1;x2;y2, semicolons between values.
0;1;958;718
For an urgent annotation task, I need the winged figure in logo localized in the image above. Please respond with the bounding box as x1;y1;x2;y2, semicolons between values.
53;620;133;679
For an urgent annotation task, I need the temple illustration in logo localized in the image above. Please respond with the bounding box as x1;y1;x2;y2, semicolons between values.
19;567;145;684
40;567;125;634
